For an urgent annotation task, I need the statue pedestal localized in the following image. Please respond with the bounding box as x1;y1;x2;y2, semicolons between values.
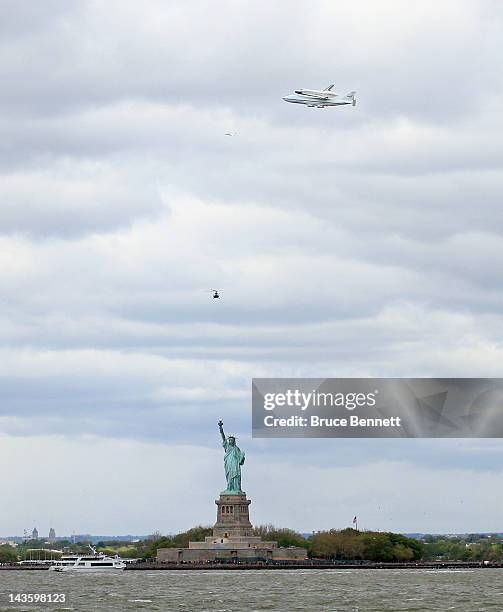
190;492;275;549
157;490;308;563
213;493;253;538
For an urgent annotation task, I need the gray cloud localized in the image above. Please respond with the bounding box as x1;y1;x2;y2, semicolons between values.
0;0;503;533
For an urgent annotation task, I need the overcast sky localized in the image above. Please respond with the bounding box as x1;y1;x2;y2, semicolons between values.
1;0;503;537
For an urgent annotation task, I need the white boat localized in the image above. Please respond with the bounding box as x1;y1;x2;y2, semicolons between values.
48;545;126;572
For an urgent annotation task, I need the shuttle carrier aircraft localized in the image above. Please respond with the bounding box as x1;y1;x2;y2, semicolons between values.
283;84;356;108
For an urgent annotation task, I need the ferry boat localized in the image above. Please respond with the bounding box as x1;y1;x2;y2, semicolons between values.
48;546;126;572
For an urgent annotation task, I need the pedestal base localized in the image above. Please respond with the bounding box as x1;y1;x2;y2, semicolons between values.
157;490;307;563
213;493;253;538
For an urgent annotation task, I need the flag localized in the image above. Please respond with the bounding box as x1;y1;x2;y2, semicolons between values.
352;516;357;524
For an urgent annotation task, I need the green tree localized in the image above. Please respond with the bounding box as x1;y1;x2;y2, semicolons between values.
254;525;309;550
142;526;212;559
0;545;18;564
311;528;365;560
311;529;421;562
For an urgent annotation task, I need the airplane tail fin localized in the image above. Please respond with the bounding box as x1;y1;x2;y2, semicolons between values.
345;91;356;106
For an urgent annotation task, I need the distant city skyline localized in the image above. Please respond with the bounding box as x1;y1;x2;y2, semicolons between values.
2;532;148;544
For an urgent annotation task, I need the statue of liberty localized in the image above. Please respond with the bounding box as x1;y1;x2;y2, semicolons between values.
218;420;245;494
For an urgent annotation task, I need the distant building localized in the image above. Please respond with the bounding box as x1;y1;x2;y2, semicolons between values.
48;528;56;543
71;534;92;543
31;527;39;540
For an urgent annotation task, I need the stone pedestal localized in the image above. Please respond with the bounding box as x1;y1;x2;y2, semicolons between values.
213;493;253;538
157;491;307;563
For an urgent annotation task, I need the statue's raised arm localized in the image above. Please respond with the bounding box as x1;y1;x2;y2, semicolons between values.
218;420;226;444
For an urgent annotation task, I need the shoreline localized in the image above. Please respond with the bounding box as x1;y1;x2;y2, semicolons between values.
128;562;501;571
2;561;500;571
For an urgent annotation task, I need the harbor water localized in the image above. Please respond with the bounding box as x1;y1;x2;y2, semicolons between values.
0;568;502;611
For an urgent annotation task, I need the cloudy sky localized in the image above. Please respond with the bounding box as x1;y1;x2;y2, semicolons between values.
1;0;503;537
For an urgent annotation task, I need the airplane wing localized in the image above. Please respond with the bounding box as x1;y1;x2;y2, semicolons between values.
323;84;335;91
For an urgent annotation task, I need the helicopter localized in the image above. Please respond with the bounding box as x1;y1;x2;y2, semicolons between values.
210;290;220;299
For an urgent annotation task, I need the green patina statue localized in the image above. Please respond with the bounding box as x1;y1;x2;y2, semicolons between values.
218;420;245;494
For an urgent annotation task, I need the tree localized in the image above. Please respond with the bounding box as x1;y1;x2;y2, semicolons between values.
311;528;362;560
141;526;213;559
253;525;309;550
172;526;213;548
310;529;421;562
0;545;18;564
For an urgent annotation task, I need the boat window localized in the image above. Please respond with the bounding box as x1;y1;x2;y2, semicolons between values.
91;562;114;566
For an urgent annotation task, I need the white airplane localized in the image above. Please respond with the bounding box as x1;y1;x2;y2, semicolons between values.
283;84;356;108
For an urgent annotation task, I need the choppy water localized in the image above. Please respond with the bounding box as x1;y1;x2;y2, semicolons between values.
0;568;502;611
